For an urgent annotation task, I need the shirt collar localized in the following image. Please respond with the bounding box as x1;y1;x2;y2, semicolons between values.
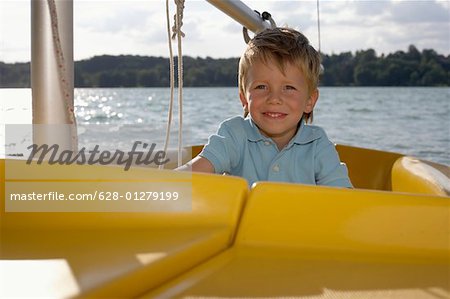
246;116;321;145
246;117;267;142
291;121;322;145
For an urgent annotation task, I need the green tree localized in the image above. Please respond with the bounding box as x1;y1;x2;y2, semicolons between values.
1;48;449;87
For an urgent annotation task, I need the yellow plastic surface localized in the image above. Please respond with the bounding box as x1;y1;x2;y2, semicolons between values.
193;144;450;195
143;183;449;298
2;144;449;298
0;159;248;298
336;144;404;191
392;156;450;196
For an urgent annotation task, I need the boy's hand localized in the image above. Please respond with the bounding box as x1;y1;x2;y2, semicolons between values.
175;156;215;173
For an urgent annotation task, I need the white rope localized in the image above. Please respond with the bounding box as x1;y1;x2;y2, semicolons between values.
172;0;185;40
173;0;185;167
316;0;324;74
316;0;322;54
47;0;78;151
161;0;185;168
160;0;176;170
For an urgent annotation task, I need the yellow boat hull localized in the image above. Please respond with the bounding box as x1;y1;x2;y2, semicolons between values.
1;145;449;298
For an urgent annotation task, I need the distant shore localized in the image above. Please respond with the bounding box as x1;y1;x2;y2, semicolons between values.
1;45;448;88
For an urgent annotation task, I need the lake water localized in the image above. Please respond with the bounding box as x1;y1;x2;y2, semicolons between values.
1;87;449;165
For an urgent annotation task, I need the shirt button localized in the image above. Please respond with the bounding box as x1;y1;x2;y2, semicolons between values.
272;164;280;172
264;141;271;146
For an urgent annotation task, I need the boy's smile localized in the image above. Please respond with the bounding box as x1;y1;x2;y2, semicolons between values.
240;58;318;150
263;112;287;119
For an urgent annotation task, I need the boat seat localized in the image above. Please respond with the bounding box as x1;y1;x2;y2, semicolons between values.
142;182;449;298
0;159;248;298
336;144;403;191
391;156;450;196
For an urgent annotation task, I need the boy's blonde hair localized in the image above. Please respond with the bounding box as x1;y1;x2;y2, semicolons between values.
239;27;321;123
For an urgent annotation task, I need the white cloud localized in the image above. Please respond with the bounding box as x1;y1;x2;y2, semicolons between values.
389;0;449;23
0;0;449;63
315;0;450;55
0;0;31;62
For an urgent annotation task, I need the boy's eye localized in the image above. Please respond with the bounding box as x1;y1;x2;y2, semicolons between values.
285;85;296;90
255;85;267;90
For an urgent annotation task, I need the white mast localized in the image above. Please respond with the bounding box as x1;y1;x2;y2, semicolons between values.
31;0;76;151
206;0;272;33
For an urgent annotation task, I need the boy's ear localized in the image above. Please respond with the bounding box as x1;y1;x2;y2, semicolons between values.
239;92;248;111
305;88;319;113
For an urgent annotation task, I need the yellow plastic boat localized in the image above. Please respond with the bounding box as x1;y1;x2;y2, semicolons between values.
2;1;448;297
1;144;449;298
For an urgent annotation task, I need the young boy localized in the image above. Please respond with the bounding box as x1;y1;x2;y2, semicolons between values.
178;27;352;188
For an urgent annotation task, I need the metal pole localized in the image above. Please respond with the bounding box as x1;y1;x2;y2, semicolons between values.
206;0;271;33
31;0;76;150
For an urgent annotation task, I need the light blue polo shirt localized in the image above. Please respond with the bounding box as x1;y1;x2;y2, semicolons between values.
200;116;352;188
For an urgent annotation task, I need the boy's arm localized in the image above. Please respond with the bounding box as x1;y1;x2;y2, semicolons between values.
176;117;244;174
314;131;353;188
175;156;215;173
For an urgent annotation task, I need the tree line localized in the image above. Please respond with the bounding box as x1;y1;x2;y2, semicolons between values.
1;45;448;88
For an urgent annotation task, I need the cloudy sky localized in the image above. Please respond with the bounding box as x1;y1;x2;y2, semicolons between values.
1;0;449;63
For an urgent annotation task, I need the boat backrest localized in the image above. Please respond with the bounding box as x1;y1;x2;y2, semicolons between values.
391;156;450;196
336;144;403;191
235;182;448;260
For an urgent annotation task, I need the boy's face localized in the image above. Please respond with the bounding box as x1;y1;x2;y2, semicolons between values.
240;58;318;149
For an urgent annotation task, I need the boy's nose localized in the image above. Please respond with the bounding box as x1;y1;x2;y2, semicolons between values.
267;90;283;104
